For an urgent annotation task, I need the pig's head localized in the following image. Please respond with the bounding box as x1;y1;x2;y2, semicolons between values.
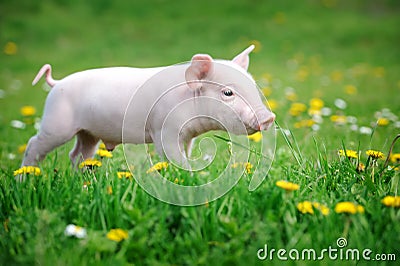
185;45;275;135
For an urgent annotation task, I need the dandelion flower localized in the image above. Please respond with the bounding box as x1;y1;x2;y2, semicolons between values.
366;150;384;160
276;180;299;191
390;153;400;164
376;118;389;126
344;85;357;95
359;126;372;135
248;131;262;142
297;201;330;215
289;102;307;116
64;224;87;239
267;99;278;111
18;144;27;154
106;228;129;242
98;142;106;149
13;166;41;176
357;163;365;173
309;98;324;110
334;202;364;214
330;115;346;125
338;149;358;159
106;185;113;194
244;162;253;174
4;41;18;55
261;87;272;97
20;106;36;116
297;201;314;214
117;171;133;179
381;196;400;208
294;119;315;129
79;158;102;169
146;162;169;173
96;149;113;158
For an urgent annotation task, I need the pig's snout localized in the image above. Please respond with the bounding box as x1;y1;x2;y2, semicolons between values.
251;106;275;131
258;113;276;131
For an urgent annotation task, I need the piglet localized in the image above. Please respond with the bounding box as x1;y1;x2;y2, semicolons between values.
21;45;275;172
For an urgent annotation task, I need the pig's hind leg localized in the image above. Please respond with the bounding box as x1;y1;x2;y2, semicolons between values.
69;130;99;166
22;129;76;167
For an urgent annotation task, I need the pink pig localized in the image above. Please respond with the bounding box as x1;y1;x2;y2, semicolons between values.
21;45;275;171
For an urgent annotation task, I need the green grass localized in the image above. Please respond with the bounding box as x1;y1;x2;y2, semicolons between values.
1;0;400;265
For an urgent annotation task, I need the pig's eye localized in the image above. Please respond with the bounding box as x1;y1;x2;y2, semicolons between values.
223;89;234;97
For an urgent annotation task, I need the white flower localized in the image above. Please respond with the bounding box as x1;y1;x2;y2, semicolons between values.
350;124;359;131
359;126;373;135
394;121;400;128
10;120;26;129
312;124;320;131
64;224;87;239
334;98;347;110
346;116;357;124
321;107;332;116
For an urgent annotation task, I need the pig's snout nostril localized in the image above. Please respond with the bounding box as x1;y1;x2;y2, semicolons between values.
258;114;276;131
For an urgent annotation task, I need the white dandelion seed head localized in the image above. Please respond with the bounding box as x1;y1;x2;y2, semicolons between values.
334;98;347;110
350;124;358;131
321;107;332;116
10;120;26;129
359;126;373;135
346;116;358;124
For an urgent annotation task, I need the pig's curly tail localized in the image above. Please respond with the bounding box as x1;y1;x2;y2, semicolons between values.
32;64;57;87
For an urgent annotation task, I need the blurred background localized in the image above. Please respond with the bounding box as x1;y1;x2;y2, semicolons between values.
1;0;400;157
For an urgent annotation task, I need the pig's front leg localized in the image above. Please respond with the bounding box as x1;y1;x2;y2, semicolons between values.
152;130;191;171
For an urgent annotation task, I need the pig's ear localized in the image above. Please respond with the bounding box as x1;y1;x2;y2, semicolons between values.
185;54;213;90
232;45;255;71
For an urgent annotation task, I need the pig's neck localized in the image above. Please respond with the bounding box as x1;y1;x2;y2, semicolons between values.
182;90;224;139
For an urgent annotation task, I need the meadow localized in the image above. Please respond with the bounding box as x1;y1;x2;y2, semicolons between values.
1;0;400;265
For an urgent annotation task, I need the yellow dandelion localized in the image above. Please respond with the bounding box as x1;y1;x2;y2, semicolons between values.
273;12;286;24
146;161;169;173
98;142;106;149
96;149;113;158
330;115;346;124
309;98;324;110
338;149;358;159
79;158;102;169
344;85;357;95
117;171;133;179
106;228;129;242
330;70;343;82
267;99;278;111
376;118;389;126
106;185;113;195
295;68;309;82
357;162;365;173
20;106;36;116
4;41;18;55
334;202;364;214
286;91;298;101
366;150;384;160
297;201;314;214
294;119;315;129
245;162;253;174
372;67;385;78
289;102;307;116
381;196;400;208
261;87;272;97
18;144;27;154
390;153;400;164
308;108;321;116
13;166;41;176
297;201;330;215
248;131;262;142
276;180;299;192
